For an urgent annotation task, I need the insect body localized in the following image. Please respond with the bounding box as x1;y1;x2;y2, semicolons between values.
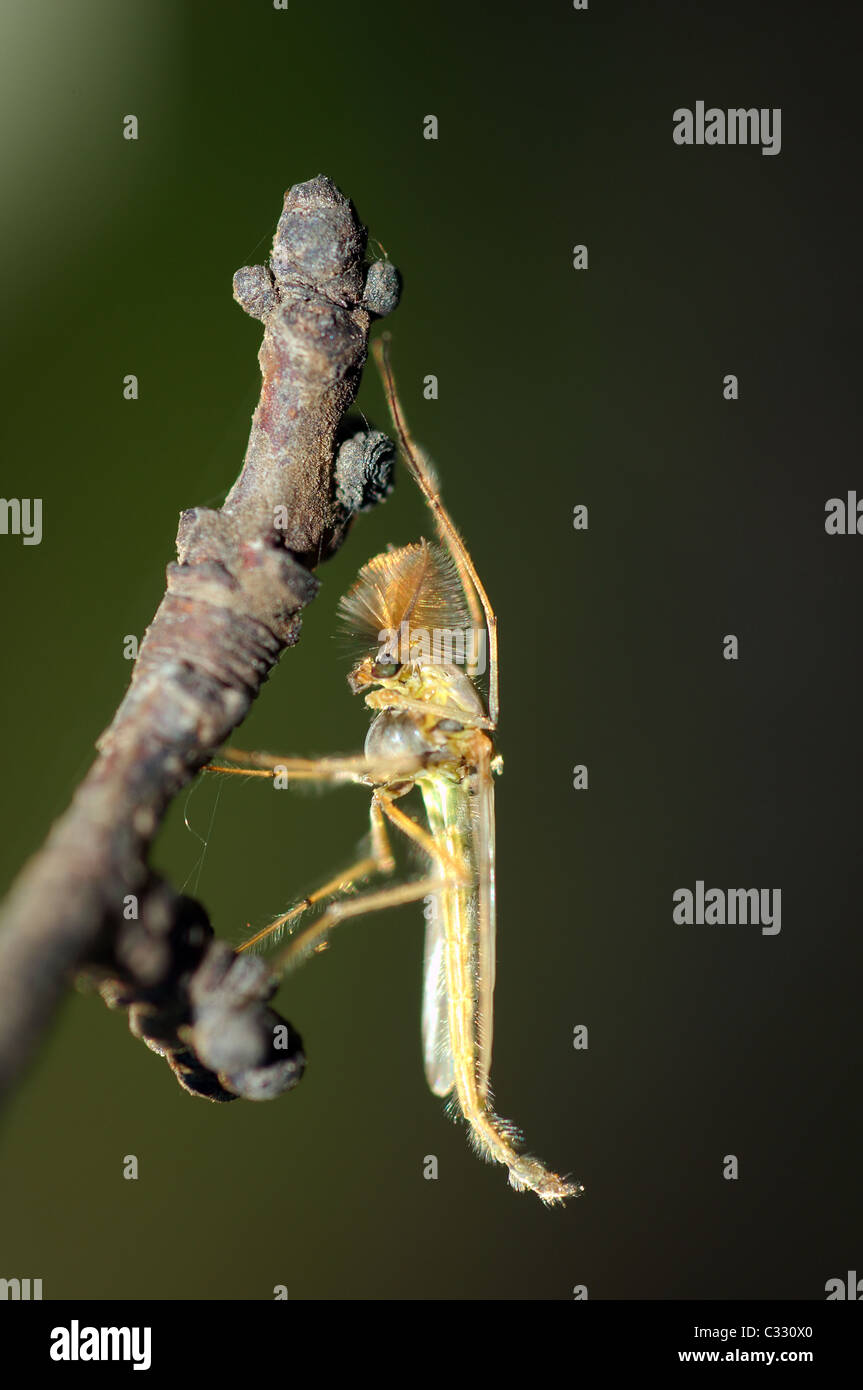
212;339;581;1205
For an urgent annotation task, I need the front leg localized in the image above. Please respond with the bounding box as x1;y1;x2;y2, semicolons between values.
207;748;425;785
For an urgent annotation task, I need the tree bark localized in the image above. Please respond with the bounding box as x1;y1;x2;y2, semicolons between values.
0;175;399;1109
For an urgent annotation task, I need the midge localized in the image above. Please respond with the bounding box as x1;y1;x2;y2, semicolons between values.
210;337;581;1205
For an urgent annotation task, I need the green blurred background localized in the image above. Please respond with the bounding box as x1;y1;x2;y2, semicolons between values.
1;0;859;1299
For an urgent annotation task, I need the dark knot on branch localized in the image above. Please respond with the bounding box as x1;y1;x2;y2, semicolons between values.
87;887;304;1103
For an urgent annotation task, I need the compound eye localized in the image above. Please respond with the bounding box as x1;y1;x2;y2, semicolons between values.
371;658;402;680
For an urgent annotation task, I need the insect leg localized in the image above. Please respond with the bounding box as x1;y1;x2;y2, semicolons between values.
206;749;424;785
376;793;471;887
272;873;458;975
235;795;395;955
373;333;500;727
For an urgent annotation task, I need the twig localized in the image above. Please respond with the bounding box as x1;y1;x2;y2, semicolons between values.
0;176;400;1108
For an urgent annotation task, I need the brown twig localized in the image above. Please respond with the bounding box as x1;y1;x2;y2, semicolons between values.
0;175;400;1108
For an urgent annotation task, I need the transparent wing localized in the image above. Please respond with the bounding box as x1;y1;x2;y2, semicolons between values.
422;903;455;1097
473;748;496;1099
